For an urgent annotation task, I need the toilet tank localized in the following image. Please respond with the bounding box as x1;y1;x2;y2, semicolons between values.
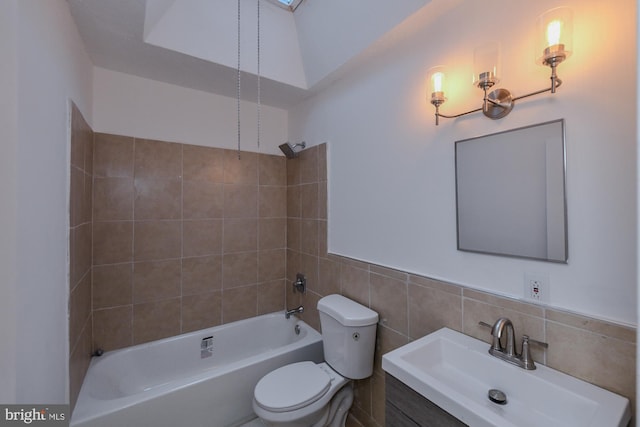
317;295;378;380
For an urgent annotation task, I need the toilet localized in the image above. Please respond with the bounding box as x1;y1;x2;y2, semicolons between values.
252;294;378;427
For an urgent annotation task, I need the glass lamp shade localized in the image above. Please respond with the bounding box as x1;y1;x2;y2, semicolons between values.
473;42;501;88
427;66;447;105
537;7;573;65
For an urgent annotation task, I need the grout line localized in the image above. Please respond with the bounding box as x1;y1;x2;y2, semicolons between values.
542;312;548;365
544;318;636;344
220;155;226;324
89;129;96;351
179;144;184;333
256;157;262;315
461;292;465;335
131;137;137;345
405;274;410;339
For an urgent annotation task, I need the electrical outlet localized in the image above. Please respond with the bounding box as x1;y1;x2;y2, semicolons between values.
524;273;549;303
529;278;543;300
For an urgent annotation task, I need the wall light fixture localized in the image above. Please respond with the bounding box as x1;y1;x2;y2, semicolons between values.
428;7;572;125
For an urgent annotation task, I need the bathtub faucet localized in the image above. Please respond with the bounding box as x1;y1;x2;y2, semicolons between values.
285;305;304;319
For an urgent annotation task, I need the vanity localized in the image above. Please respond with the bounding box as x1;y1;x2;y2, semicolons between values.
386;373;467;426
382;326;631;427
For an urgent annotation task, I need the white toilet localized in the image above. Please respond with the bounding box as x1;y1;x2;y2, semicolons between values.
252;294;378;427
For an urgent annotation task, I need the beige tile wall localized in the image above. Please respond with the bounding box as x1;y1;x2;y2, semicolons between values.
286;144;637;427
69;103;94;411
92;134;288;351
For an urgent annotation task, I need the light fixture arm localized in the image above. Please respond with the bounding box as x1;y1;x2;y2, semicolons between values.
433;105;483;121
549;62;560;93
512;77;562;102
433;71;563;125
482;86;490;115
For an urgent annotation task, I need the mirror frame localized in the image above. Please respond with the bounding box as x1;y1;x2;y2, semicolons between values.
454;119;568;263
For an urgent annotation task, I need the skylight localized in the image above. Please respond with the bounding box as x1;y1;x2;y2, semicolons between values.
267;0;304;12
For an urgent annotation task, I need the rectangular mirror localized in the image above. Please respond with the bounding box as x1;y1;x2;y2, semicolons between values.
455;119;567;263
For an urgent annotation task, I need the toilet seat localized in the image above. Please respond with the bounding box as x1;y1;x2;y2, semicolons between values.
254;361;331;413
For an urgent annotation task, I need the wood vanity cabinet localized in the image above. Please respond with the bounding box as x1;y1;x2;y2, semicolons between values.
385;374;468;427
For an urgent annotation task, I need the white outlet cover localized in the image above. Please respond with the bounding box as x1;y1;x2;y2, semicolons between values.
523;272;550;303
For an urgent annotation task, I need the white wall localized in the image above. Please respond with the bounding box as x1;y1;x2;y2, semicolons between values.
0;0;19;405
294;0;428;88
145;0;307;89
2;0;93;404
92;67;288;156
289;0;637;325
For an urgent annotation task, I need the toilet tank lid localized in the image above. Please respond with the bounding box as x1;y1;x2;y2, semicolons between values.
317;295;378;327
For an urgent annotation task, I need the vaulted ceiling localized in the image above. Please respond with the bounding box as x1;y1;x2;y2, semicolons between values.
68;0;430;109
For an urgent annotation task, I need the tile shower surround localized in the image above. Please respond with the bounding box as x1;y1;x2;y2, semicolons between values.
76;134;634;425
91;134;288;351
69;103;93;410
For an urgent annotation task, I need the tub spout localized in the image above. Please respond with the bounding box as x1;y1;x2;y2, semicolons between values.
285;305;304;319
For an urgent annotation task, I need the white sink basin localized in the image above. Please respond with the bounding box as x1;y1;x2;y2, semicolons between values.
382;328;630;427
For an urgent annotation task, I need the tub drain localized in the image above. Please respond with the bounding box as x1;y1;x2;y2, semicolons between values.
488;389;507;405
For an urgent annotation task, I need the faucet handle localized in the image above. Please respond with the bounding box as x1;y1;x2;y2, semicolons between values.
293;273;307;294
526;336;549;349
520;335;549;370
521;336;536;370
478;321;492;329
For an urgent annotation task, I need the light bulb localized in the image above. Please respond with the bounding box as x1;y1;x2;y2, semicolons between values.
427;66;447;105
546;20;562;47
432;72;444;93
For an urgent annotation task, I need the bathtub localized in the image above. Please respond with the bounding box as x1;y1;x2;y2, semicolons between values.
71;312;323;427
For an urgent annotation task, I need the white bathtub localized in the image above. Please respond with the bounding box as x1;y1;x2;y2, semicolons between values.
71;312;323;427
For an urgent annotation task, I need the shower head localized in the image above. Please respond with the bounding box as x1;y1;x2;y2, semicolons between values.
278;141;306;159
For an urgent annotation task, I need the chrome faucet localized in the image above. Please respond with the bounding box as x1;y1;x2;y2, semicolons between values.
285;305;304;319
490;317;516;357
481;318;548;370
292;273;306;294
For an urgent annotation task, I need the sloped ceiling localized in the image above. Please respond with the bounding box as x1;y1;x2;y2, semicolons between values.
68;0;430;109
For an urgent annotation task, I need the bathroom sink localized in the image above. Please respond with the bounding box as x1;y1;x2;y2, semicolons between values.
382;328;630;427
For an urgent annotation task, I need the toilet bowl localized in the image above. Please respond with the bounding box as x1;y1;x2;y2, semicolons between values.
252;295;378;427
252;362;353;427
